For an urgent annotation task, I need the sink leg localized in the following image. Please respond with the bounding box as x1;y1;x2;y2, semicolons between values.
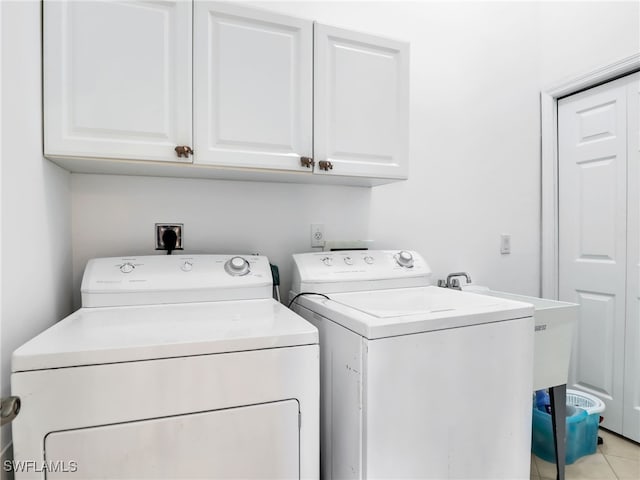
549;384;566;480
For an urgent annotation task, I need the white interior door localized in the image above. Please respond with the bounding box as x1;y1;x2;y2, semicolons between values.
45;400;300;479
624;73;640;443
44;1;192;162
558;77;629;433
314;24;409;179
193;2;312;171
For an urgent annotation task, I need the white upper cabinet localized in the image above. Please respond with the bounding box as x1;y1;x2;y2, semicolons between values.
44;1;192;162
193;3;313;171
314;24;409;179
43;2;410;185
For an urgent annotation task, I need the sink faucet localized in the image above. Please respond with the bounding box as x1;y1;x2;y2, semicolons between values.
445;272;472;290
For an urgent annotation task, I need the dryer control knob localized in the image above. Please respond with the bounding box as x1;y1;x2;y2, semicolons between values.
120;262;135;274
396;250;414;268
364;256;374;265
181;261;193;272
225;256;250;276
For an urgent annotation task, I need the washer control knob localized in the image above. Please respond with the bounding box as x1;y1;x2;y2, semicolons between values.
120;262;135;274
321;256;333;266
181;261;193;272
396;250;414;268
364;256;374;265
344;256;353;265
225;256;250;276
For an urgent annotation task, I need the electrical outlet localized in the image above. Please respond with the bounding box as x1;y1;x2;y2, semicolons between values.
310;224;325;248
500;234;511;254
156;224;183;250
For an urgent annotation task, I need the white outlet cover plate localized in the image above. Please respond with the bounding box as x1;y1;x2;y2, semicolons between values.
311;224;325;248
500;234;511;254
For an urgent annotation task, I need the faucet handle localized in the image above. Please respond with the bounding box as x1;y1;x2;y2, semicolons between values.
445;272;472;289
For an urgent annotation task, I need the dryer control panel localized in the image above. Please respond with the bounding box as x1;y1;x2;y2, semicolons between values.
81;255;272;307
291;250;431;294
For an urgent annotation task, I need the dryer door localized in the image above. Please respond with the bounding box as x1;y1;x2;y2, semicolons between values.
44;399;300;479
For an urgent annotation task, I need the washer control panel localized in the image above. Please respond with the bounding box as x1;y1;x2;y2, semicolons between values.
292;250;431;294
81;254;272;307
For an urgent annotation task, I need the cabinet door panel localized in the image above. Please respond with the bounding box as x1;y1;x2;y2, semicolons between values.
314;24;409;179
44;1;192;162
194;2;312;171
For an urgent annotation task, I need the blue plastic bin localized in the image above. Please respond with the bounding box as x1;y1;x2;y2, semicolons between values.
531;390;605;465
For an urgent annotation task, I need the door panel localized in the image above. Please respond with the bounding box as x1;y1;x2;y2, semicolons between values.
314;24;409;179
577;101;617;142
624;73;640;443
193;2;312;171
45;400;300;479
44;1;192;162
574;291;616;395
559;78;628;432
576;157;617;259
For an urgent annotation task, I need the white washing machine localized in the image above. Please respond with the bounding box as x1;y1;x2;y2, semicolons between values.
290;250;535;479
11;254;318;480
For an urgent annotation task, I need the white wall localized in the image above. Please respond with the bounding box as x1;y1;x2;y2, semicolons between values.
538;1;640;87
368;1;542;294
0;0;72;459
71;175;370;306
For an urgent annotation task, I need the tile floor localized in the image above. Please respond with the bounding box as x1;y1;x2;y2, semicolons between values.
530;429;640;480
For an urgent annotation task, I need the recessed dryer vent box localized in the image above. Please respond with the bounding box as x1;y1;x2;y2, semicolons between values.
155;224;183;251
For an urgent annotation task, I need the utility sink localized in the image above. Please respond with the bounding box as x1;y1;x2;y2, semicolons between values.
463;286;578;390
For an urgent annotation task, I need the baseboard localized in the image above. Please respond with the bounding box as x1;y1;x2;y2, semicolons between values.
0;442;14;480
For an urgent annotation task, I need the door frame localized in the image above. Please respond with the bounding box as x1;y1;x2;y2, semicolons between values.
540;53;640;299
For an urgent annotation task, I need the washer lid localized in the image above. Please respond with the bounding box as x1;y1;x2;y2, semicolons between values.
295;286;533;339
12;299;318;372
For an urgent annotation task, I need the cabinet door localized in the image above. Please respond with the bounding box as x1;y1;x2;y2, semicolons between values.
194;2;312;171
44;1;192;162
314;24;409;179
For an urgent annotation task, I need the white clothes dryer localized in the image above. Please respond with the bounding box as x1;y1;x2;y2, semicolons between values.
11;254;318;480
290;250;534;479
